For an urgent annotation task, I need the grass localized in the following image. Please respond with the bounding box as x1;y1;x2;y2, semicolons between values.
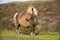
0;30;60;40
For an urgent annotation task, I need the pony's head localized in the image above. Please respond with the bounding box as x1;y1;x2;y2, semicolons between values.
27;6;38;17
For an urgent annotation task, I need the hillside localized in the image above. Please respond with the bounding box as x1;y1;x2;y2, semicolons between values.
0;1;60;33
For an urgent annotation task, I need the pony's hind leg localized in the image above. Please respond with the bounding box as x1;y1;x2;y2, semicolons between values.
15;24;20;35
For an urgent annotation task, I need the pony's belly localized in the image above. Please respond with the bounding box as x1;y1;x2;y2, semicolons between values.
19;18;30;27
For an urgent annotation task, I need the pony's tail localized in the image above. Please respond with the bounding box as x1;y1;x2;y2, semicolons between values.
13;12;18;27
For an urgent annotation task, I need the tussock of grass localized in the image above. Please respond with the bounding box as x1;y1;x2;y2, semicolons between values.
0;30;60;40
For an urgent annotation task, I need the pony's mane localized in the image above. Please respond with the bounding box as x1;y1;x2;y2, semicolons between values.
26;6;38;16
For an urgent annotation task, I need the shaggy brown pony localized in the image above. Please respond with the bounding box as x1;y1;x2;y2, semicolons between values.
13;6;38;37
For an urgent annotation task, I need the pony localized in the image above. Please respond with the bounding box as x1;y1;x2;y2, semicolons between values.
13;6;38;37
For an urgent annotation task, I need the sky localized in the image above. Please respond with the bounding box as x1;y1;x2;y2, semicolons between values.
0;0;30;4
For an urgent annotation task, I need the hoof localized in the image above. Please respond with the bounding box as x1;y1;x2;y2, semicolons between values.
16;32;19;35
31;32;35;37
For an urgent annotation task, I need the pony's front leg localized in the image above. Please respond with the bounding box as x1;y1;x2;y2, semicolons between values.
30;25;35;37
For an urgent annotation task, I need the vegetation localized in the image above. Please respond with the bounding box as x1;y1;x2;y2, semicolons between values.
0;30;60;40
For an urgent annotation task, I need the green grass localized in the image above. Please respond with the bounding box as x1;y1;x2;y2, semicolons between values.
0;30;60;40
